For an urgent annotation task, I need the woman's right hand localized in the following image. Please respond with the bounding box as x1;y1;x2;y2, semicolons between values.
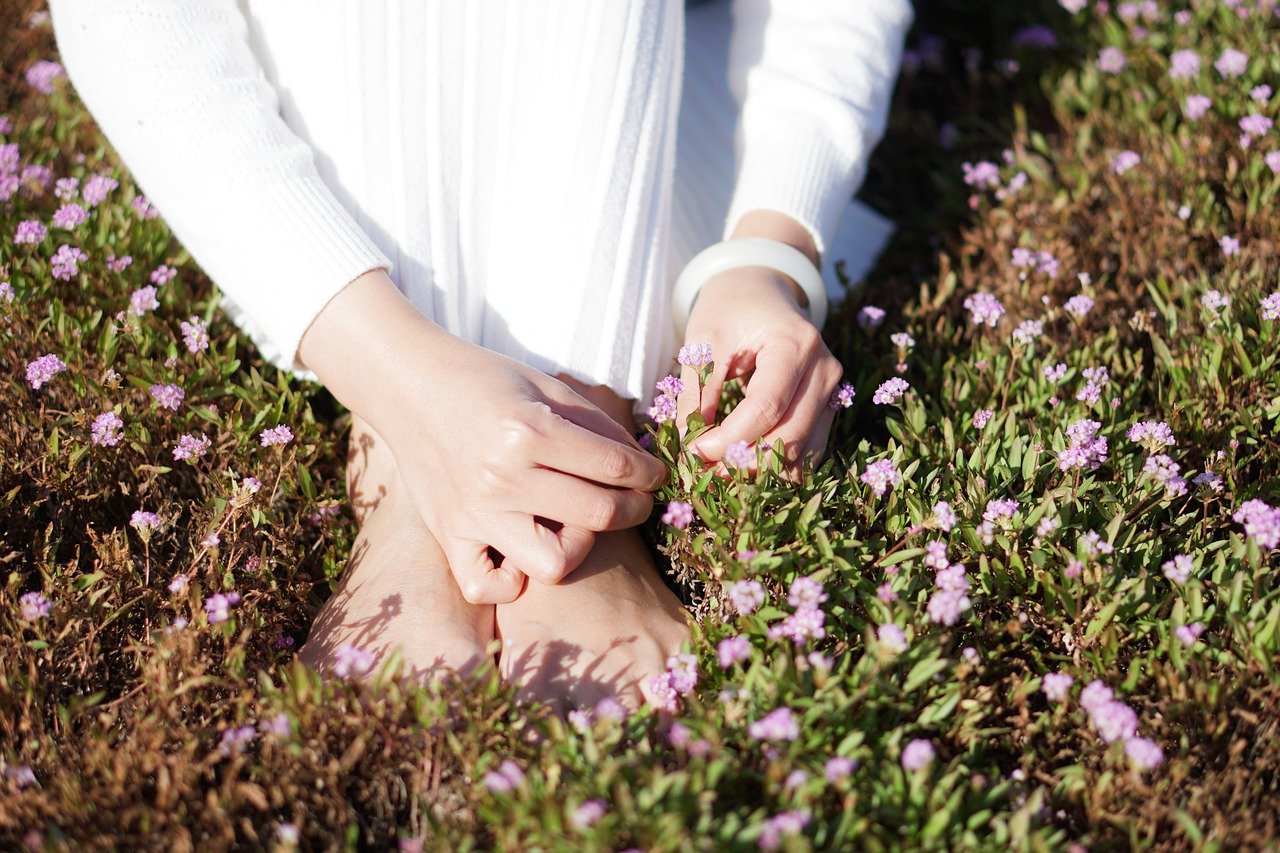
298;270;668;603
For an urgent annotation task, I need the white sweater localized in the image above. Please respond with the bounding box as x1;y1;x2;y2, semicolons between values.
49;0;911;401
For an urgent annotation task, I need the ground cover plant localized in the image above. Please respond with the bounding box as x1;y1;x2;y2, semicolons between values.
2;0;1280;848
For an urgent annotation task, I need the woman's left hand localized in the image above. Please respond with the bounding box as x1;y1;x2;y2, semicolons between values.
674;263;845;475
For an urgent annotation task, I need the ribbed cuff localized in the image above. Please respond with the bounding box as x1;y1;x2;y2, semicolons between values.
722;123;865;262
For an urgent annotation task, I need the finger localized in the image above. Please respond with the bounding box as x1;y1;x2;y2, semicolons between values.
674;354;732;437
760;358;843;474
489;513;595;585
691;344;804;461
540;381;644;450
517;467;654;531
800;407;837;470
534;411;668;491
443;537;527;604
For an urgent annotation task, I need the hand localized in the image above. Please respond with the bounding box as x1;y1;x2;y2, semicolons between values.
299;271;668;604
675;265;845;475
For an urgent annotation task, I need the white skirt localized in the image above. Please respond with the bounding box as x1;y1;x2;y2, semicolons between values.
242;0;891;405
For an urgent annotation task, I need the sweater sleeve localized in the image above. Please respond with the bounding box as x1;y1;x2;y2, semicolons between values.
48;0;392;376
723;0;913;259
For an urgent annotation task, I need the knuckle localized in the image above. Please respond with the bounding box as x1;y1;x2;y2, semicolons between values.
750;395;784;428
477;459;512;494
598;447;634;481
498;417;539;455
460;578;488;604
536;551;570;582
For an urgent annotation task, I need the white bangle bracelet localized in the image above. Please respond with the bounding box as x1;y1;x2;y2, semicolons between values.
671;237;828;339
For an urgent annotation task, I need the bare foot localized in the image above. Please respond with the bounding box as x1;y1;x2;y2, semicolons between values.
298;415;496;680
494;374;691;713
496;527;690;713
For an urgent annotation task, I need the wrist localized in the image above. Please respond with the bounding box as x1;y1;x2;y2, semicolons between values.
298;269;455;428
727;209;822;310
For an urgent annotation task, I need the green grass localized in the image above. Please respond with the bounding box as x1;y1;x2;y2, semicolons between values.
3;1;1280;849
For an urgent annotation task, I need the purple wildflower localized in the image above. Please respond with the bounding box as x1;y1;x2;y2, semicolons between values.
1111;150;1141;174
717;635;751;668
963;292;1005;326
1174;622;1204;647
150;264;177;285
726;579;765;615
571;800;607;831
332;643;375;678
758;811;810;852
25;353;66;390
1161;554;1193;584
724;440;755;469
1124;737;1164;770
860;458;900;496
1260;292;1280;321
787;576;829;609
129;286;159;316
962;161;1001;190
1167;49;1200;79
204;592;240;625
172;433;211;462
661;500;693;529
180;316;210;353
50;244;87;281
1091;700;1138;743
749;707;799;742
1214;49;1248;78
482;760;526;794
1234;499;1280;550
81;174;118;206
259;425;294;447
1097;47;1127;73
52;203;87;230
932;500;956;532
24;60;64;94
1219;236;1240;257
1183;94;1212;120
877;623;908;653
900;739;936;771
1041;672;1074;702
829;381;855;410
91;411;124;446
972;409;993;430
149;383;185;411
14;219;46;244
857;305;886;330
926;588;971;626
19;591;51;621
677;342;713;369
872;377;910;405
217;725;257;757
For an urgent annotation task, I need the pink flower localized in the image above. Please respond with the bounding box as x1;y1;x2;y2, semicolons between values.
129;510;162;532
1111;150;1141;174
167;574;189;594
131;195;159;219
972;409;993;430
180;316;210;353
900;739;935;771
647;393;677;424
129;286;160;316
172;432;211;462
877;623;907;653
1234;499;1280;550
1174;622;1204;647
570;800;607;830
1097;47;1127;73
259;425;294;447
1043;362;1067;383
748;707;799;742
717;635;751;668
787;575;828;609
767;606;825;645
1127;420;1175;450
13;219;46;244
149;383;185;411
677;342;713;369
52;203;87;230
726;579;765;615
482;760;526;794
931;500;956;532
1041;672;1073;702
1161;554;1192;584
54;177;79;201
217;725;256;757
332;643;375;678
150;264;177;285
19;591;52;621
1267;152;1280;175
758;811;810;852
963;292;1005;326
91;411;124;446
962;161;1001;190
1214;48;1248;78
857;305;886;330
1183;94;1212;120
828;381;855;410
926;588;971;626
872;377;910;405
1240;114;1274;138
106;254;132;272
204;591;240;624
1124;736;1164;770
1167;49;1200;79
25;353;67;390
24;60;64;94
724;440;755;469
860;458;900;496
81;174;118;207
1064;294;1094;318
50;244;87;281
1251;85;1272;103
661;500;693;529
824;756;856;782
1091;700;1138;743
